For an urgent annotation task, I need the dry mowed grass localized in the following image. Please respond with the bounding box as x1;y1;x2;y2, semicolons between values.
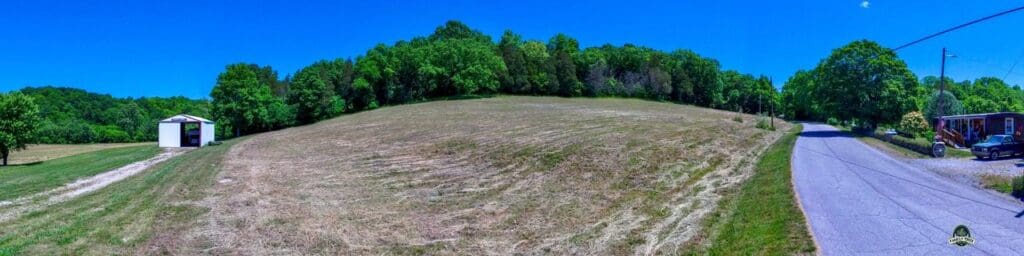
6;142;153;165
183;96;791;255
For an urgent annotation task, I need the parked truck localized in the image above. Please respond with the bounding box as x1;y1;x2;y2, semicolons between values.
971;135;1024;160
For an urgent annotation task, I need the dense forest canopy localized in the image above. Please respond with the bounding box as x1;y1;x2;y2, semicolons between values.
17;86;210;143
210;20;781;136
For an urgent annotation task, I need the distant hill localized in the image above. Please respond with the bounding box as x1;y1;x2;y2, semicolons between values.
19;86;210;143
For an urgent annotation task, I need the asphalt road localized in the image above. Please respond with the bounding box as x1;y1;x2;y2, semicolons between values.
793;123;1024;255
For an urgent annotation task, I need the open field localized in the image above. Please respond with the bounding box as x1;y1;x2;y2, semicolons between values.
0;139;242;255
180;96;792;255
0;145;160;201
5;143;153;165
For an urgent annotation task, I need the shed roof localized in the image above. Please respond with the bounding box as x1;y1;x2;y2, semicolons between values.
160;114;214;124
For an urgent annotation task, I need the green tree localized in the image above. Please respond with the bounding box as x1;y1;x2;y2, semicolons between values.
431;38;506;95
672;50;721;107
644;53;672;100
289;60;347;124
428;20;490;43
781;70;822;120
210;63;292;136
521;40;557;94
814;40;918;128
498;30;530;94
0;92;41;166
923;90;964;125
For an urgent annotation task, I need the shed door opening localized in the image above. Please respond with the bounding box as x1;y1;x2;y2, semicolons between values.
180;122;201;147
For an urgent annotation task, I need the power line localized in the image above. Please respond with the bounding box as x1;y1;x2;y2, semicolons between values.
1004;49;1024;81
893;5;1024;51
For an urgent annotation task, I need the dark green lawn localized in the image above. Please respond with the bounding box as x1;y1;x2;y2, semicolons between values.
0;145;160;201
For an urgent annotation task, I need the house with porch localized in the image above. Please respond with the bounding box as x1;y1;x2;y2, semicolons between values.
939;112;1024;148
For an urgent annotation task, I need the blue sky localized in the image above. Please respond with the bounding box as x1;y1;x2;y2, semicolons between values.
2;0;1023;99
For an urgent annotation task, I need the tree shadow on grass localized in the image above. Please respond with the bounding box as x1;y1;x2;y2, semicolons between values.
798;130;854;138
1;161;43;167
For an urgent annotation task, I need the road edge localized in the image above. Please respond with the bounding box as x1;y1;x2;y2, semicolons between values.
789;123;823;256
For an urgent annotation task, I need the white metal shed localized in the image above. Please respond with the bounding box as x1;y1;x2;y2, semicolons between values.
158;114;215;147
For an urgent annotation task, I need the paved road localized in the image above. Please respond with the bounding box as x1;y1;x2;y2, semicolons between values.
793;123;1024;255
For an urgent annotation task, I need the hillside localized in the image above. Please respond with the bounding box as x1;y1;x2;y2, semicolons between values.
182;96;791;255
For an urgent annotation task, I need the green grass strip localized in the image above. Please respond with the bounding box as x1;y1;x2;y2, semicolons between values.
703;124;816;255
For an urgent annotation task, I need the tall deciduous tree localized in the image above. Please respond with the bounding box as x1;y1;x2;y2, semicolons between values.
923;90;964;125
0;92;41;166
289;60;347;124
814;40;918;128
781;70;822;120
210;63;293;136
498;30;530;94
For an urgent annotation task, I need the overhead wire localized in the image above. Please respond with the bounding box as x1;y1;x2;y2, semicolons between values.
1003;49;1024;81
893;5;1024;51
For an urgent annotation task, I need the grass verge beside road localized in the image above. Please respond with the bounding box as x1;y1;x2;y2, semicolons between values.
693;125;816;255
0;145;160;201
0;138;242;255
835;126;973;159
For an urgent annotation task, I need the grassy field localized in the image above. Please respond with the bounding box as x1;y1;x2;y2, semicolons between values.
0;145;160;201
690;125;815;255
0;138;242;255
179;96;792;254
5;143;153;165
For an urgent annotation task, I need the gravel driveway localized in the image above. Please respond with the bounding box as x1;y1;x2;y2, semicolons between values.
907;154;1024;186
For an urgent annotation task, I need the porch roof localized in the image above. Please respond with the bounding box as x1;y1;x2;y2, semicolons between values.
940;112;1023;120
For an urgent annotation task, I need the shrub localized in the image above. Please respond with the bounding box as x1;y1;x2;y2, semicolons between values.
1012;175;1024;199
92;125;130;143
898;111;930;138
871;130;932;155
756;115;775;131
826;117;840;126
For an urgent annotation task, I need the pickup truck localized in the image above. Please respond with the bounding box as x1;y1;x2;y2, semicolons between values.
971;135;1024;160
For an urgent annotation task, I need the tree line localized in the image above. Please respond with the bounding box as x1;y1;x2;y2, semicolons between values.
780;39;1024;134
14;87;211;143
211;20;781;136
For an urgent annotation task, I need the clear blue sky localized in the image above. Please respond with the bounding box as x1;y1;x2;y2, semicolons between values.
2;0;1023;99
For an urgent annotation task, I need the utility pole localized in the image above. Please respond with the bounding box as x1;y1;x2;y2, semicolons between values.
932;48;949;158
770;77;775;129
937;47;947;140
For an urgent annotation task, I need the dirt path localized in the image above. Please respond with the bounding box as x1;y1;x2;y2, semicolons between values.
0;148;188;223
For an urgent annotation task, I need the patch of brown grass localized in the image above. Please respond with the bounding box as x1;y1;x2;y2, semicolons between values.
183;96;791;255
